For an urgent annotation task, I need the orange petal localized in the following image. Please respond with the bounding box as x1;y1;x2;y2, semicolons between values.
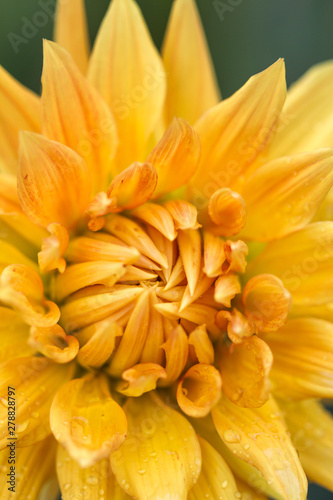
207;187;246;236
0;66;40;174
223;239;248;273
42;41;117;192
56;445;131;500
38;223;69;273
0;436;57;500
0;356;73;448
147;117;201;198
50;374;127;468
29;324;79;364
54;0;89;74
88;0;166;172
116;363;167;396
177;363;222;417
66;235;139;264
219;336;273;408
246;221;333;306
163;254;186;290
214;273;241;307
188;325;214;364
162;0;220;125
106;161;157;211
105;215;167;268
54;261;126;301
264;317;333;399
243;274;291;333
189;60;286;200
211;395;308;500
203;231;226;277
241;149;333;241
164;199;201;230
60;285;143;332
131;202;177;241
159;324;189;386
0;264;60;327
76;320;123;369
281;399;333;492
177;228;201;295
140;292;165;364
188;436;239;500
108;288;152;375
217;308;255;344
180;272;215;311
18;132;91;229
110;392;201;500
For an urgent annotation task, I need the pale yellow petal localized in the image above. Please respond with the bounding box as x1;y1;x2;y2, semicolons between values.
50;374;127;468
88;0;166;173
110;392;202;500
162;0;220;125
54;0;90;74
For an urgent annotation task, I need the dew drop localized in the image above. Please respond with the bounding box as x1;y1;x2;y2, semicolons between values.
86;475;98;486
244;443;250;450
64;483;71;491
0;397;8;408
223;429;240;443
137;469;146;475
222;480;228;488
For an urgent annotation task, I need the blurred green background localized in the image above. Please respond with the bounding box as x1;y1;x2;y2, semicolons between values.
1;0;333;498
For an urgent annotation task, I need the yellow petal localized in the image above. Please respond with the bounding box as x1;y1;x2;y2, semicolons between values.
0;239;38;273
241;149;333;241
88;0;166;172
54;261;126;301
164;199;201;230
211;395;308;500
246;221;333;305
66;235;139;264
0;307;33;363
42;40;117;192
0;264;60;327
264;317;333;399
162;0;220;125
235;478;268;500
163;254;186;290
29;324;79;364
38;223;69;273
108;288;152;375
76;320;123;369
177;363;222;417
148;117;201;197
180;272;215;311
203;231;226;277
207;187;246;236
116;363;167;397
269;60;333;157
140;292;165;364
131;202;177;241
188;436;239;500
243;274;291;333
110;392;202;500
57;445;130;500
190;60;286;200
177;228;201;295
219;336;273;408
106;161;157;211
188;324;214;364
217;308;254;344
0;66;40;174
224;239;248;273
159;324;189;386
280;399;333;492
50;374;127;468
214;273;241;307
105;214;168;268
18;132;91;228
0;356;73;449
0;436;57;500
54;0;89;74
60;285;143;331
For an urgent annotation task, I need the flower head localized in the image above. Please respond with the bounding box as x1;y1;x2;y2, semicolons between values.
1;0;333;499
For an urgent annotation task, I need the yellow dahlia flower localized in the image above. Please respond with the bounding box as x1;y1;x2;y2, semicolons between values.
1;0;333;499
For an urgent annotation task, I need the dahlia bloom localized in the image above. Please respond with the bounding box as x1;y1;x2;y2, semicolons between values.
0;0;333;499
